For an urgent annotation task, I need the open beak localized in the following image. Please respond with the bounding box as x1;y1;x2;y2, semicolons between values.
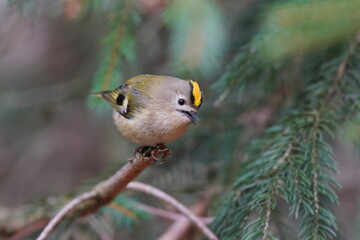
181;110;200;124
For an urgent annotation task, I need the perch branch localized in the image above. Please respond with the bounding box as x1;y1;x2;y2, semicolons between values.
6;219;49;240
37;152;156;240
36;150;218;240
37;192;96;240
125;182;218;240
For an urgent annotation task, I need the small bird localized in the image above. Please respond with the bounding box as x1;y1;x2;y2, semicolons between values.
96;74;202;160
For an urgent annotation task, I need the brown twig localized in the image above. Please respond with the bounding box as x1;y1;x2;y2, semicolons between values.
36;150;218;240
125;182;218;240
36;192;96;240
158;192;214;240
88;216;112;240
6;219;49;240
135;203;213;224
108;202;138;220
36;152;156;240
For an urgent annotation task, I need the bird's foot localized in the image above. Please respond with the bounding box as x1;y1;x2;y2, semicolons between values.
151;144;172;164
133;144;172;164
135;146;152;157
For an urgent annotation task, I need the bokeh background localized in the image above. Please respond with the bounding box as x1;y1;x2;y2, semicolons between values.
1;0;360;239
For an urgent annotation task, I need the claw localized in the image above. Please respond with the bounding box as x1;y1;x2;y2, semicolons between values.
151;144;172;164
133;144;172;164
134;146;152;157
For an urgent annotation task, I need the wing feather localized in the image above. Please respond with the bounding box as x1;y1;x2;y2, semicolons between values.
100;85;132;119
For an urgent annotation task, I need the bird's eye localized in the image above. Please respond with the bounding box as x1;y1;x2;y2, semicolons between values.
178;98;186;105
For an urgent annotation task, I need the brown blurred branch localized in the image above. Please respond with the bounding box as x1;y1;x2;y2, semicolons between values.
88;216;112;240
36;151;157;240
6;219;49;240
0;204;53;239
36;151;218;240
135;203;213;223
158;190;215;240
125;182;218;240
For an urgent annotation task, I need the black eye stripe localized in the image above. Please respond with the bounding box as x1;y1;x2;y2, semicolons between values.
116;94;125;105
189;81;195;105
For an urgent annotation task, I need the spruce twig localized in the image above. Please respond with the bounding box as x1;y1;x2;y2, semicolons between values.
102;0;132;90
108;202;138;220
212;38;360;240
87;0;138;110
310;111;321;239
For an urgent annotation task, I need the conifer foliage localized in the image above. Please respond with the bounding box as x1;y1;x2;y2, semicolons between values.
211;2;360;238
3;0;360;239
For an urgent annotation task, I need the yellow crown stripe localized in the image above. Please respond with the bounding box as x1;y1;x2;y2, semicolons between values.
190;80;202;107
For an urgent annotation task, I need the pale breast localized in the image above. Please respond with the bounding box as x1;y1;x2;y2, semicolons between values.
113;111;190;146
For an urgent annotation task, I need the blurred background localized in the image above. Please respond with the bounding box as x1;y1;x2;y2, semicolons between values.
1;0;360;239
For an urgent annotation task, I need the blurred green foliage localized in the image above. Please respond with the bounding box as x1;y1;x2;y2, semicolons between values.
259;0;360;60
163;0;226;78
87;0;140;111
2;0;360;239
99;195;150;229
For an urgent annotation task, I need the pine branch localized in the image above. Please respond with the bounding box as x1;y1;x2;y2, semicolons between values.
261;143;292;240
278;52;351;237
102;0;132;91
212;38;360;240
310;112;321;239
282;138;305;219
212;42;288;114
98;194;150;231
87;0;139;110
108;202;138;220
240;141;292;240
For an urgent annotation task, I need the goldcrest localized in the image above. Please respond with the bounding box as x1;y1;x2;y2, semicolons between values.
97;74;202;146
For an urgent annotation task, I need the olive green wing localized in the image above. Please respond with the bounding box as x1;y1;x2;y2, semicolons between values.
100;84;132;119
123;74;158;113
100;79;150;119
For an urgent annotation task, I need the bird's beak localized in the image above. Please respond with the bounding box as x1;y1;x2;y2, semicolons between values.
90;93;103;98
182;110;200;124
